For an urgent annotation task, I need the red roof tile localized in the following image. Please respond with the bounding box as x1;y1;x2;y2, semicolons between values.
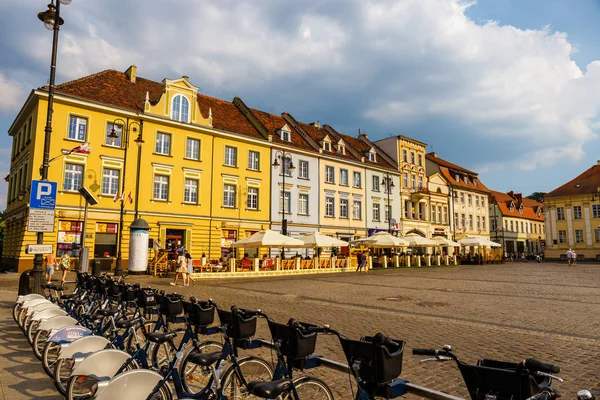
426;153;477;175
438;166;491;193
249;108;317;152
490;190;544;221
545;164;600;198
54;69;264;141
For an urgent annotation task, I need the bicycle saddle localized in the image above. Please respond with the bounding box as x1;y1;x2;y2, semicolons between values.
97;308;120;316
247;379;293;399
187;351;222;367
147;331;177;344
115;319;139;330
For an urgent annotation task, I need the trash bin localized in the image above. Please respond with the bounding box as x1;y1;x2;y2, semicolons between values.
18;269;33;295
91;259;101;277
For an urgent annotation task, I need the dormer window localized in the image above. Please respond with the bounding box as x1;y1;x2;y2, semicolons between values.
509;202;515;212
324;142;331;152
473;178;478;186
171;94;190;122
368;152;376;162
519;204;524;214
463;175;468;184
455;173;460;182
338;145;345;155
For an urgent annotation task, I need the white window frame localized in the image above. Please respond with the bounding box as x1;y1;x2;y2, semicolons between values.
184;178;198;204
373;203;380;221
325;166;335;184
385;204;391;222
279;191;291;213
247;187;258;210
298;193;309;215
340;169;349;186
155;132;171;155
557;207;565;220
153;175;169;201
593;205;600;219
353;172;362;188
558;230;566;243
68;116;87;142
372;176;380;192
575;229;584;244
224;146;237;167
102;168;120;196
325;197;335;217
573;205;582;220
171;94;190;123
298;160;309;179
353;200;362;220
64;163;83;192
248;151;260;171
186;138;200;160
106;123;122;147
402;149;408;162
223;184;236;208
340;199;349;219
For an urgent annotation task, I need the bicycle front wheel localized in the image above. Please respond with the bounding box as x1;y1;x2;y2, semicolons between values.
220;356;273;400
286;376;334;400
42;341;62;377
179;340;223;395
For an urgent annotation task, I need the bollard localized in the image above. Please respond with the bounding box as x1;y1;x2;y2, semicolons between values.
254;258;259;272
417;257;421;267
436;255;441;266
92;259;101;276
18;269;33;295
445;255;450;266
406;256;411;268
394;255;400;268
426;256;431;267
383;255;388;268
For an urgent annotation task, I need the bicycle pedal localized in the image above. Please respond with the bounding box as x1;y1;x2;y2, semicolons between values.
159;366;169;377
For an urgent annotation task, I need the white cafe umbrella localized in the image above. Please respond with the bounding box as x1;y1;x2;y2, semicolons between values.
403;233;438;247
298;232;349;248
458;237;502;247
351;232;409;248
431;236;461;247
232;229;304;248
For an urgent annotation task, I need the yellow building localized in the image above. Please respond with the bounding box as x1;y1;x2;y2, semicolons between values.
3;66;272;272
374;136;432;237
489;191;545;255
543;162;600;261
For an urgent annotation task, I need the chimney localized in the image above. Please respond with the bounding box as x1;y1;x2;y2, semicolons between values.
597;160;600;165
309;121;320;128
430;152;438;158
507;191;514;198
182;75;189;80
125;65;137;83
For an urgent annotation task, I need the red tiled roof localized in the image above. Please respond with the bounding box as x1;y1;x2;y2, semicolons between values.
196;94;263;140
249;109;316;152
54;69;264;141
297;121;363;163
426;153;477;175
545;164;600;198
339;133;396;169
490;190;544;221
438;167;490;193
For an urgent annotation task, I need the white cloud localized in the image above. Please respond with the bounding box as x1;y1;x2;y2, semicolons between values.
0;72;25;112
2;0;600;177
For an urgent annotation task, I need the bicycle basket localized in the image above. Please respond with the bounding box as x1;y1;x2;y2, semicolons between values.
137;288;156;308
95;278;108;294
457;359;547;400
158;293;184;322
268;320;317;359
217;308;257;339
108;280;121;297
340;336;405;385
122;284;137;303
191;301;215;328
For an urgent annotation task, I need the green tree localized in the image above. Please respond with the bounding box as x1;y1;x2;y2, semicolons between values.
526;192;547;203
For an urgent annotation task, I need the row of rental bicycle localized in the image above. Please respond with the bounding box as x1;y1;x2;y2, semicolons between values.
13;273;595;400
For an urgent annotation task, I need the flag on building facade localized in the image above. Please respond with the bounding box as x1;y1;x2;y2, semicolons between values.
71;142;92;154
113;191;119;202
127;191;133;204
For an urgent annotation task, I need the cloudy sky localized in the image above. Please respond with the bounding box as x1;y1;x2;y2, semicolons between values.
2;0;600;208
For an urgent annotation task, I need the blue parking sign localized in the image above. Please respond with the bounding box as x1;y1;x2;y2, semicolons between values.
29;180;57;210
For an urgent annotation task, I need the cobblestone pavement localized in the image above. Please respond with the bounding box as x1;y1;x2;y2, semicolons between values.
1;262;600;399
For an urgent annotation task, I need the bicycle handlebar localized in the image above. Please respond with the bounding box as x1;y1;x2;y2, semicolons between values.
412;348;441;356
524;358;560;374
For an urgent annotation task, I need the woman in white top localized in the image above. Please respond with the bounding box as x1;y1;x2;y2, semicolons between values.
170;252;187;286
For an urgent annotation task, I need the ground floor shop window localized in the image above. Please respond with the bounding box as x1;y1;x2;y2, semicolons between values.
57;220;82;256
94;223;118;257
221;230;237;260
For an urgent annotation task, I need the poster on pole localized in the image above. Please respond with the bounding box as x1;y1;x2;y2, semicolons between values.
27;209;55;232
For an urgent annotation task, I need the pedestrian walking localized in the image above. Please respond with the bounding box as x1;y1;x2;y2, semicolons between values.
572;250;577;265
566;248;573;266
45;252;57;284
185;252;195;286
355;251;362;272
59;251;71;283
357;251;368;273
171;251;187;286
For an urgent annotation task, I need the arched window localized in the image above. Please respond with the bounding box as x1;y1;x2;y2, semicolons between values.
171;94;190;122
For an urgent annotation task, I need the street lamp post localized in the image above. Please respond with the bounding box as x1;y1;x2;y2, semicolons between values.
272;151;295;236
31;0;71;294
108;119;144;276
381;173;395;233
